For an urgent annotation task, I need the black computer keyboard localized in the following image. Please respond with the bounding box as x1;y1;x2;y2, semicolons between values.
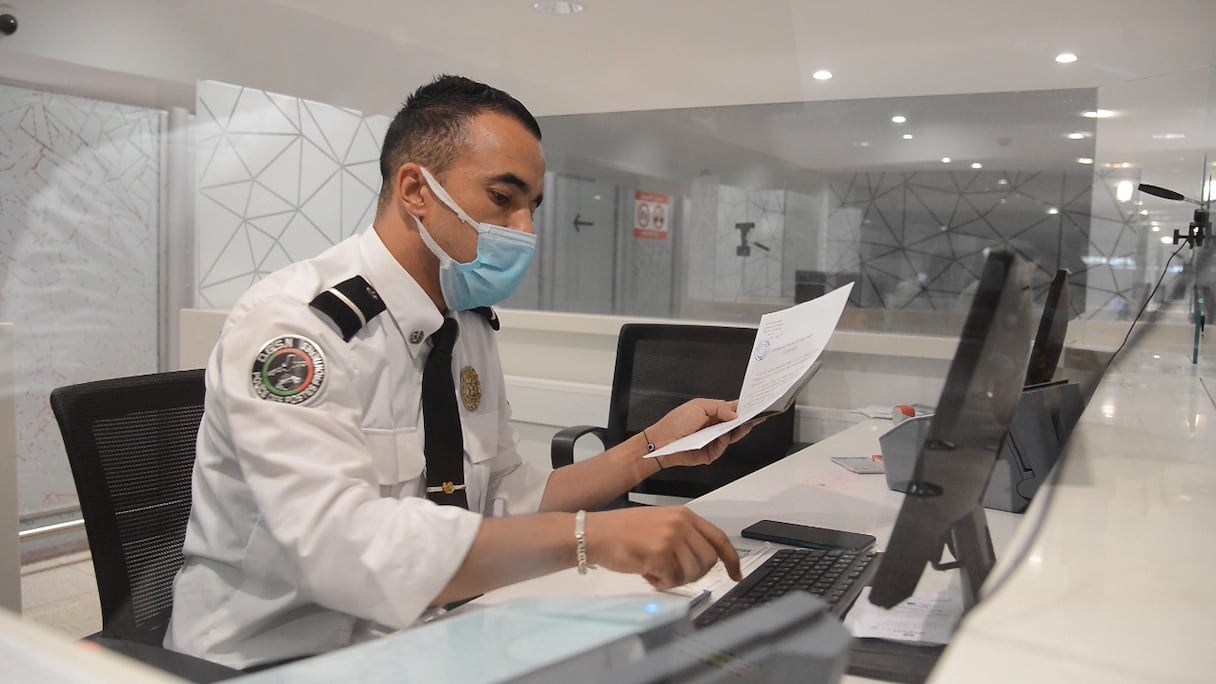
693;547;881;629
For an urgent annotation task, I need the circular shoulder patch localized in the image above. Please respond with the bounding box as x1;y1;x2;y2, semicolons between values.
251;336;326;404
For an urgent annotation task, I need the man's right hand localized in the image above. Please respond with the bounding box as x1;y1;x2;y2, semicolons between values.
583;507;742;590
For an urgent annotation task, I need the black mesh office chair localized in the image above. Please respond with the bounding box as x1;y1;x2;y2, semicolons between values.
50;369;240;682
551;323;804;501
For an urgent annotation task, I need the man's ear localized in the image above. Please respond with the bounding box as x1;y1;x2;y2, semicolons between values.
396;163;428;220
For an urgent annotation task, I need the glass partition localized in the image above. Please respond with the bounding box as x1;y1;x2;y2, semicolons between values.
507;73;1214;339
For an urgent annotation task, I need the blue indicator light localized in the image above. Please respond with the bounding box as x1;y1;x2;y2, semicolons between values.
644;603;660;614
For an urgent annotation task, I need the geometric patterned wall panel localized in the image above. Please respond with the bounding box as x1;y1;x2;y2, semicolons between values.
0;83;163;517
824;170;1110;316
1083;169;1147;319
715;185;785;301
195;81;389;308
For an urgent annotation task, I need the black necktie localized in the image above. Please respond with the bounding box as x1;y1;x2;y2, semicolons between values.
422;317;469;509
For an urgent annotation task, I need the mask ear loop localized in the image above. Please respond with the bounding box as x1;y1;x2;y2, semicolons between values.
419;167;485;234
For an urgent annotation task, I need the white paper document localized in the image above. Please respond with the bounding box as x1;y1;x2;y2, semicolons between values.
843;586;963;645
647;283;853;459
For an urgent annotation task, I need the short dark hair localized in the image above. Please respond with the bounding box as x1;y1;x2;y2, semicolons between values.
377;74;541;207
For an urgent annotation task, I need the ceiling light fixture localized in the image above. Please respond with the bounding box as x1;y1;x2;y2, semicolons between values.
812;70;833;80
1116;180;1134;203
1055;52;1078;64
1082;109;1115;118
532;1;584;15
1160;236;1173;244
1047;208;1060;215
891;115;907;124
971;162;983;169
1151;133;1186;140
902;134;913;140
941;157;951;163
1152;225;1161;232
1066;132;1090;140
1077;157;1094;164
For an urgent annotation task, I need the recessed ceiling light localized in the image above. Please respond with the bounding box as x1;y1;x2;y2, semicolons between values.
1066;132;1090;140
852;141;871;148
1139;209;1149;215
891;115;907;124
1134;201;1144;206
1152;225;1161;232
1047;208;1059;215
1055;52;1078;64
1083;109;1115;118
1151;133;1186;140
941;157;951;163
812;70;833;80
1077;157;1094;164
1160;236;1173;244
971;162;983;169
998;178;1008;185
532;1;584;14
1116;180;1134;202
902;134;913;140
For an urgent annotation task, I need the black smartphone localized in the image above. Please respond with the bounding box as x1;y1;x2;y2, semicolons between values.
741;519;876;552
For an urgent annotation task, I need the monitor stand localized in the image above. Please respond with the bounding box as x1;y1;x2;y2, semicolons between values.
985;381;1085;513
935;506;995;611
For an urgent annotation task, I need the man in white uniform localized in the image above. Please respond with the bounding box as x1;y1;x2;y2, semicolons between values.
165;75;750;670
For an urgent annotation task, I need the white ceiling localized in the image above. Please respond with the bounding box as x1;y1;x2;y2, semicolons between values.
264;0;1215;222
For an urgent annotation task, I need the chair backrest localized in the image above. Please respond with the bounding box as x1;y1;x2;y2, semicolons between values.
609;324;796;499
50;369;205;646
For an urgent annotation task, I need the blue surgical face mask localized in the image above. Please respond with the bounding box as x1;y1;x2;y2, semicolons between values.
413;167;536;311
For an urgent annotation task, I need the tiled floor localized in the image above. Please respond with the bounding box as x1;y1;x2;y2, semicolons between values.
20;550;102;638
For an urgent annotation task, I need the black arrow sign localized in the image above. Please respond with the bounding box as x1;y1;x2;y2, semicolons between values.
573;213;594;232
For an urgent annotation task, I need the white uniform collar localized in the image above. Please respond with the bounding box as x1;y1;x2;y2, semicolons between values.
357;227;445;360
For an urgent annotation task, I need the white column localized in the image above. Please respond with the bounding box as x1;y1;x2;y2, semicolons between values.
0;323;20;612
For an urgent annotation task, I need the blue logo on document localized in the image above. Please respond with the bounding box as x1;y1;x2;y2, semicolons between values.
754;338;771;360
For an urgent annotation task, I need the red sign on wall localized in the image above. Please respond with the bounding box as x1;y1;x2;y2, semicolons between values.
633;191;669;240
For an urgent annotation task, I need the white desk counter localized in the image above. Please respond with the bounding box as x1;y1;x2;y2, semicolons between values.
482;418;1023;607
479;418;1023;683
931;357;1216;683
485;355;1216;682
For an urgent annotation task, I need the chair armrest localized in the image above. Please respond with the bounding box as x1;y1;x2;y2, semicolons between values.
550;425;609;469
88;635;242;682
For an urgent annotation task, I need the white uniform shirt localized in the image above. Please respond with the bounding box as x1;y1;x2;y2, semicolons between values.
164;228;551;669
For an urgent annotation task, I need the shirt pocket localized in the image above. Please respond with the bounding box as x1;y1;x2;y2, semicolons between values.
461;409;499;465
365;427;425;495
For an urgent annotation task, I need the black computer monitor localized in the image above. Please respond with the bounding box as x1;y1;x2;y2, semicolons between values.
1024;269;1070;387
868;250;1034;610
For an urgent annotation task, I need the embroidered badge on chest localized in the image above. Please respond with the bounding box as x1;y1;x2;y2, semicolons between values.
460;365;482;412
252;336;326;404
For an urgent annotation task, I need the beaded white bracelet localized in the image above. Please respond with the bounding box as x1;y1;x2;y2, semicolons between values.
575;509;593;574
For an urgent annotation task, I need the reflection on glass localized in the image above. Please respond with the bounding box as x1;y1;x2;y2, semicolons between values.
514;80;1213;338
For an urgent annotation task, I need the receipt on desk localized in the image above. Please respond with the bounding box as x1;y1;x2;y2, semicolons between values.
842;586;963;645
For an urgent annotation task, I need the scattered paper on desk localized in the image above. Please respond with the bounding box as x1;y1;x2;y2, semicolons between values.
648;284;853;459
843;587;963;645
856;404;896;419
